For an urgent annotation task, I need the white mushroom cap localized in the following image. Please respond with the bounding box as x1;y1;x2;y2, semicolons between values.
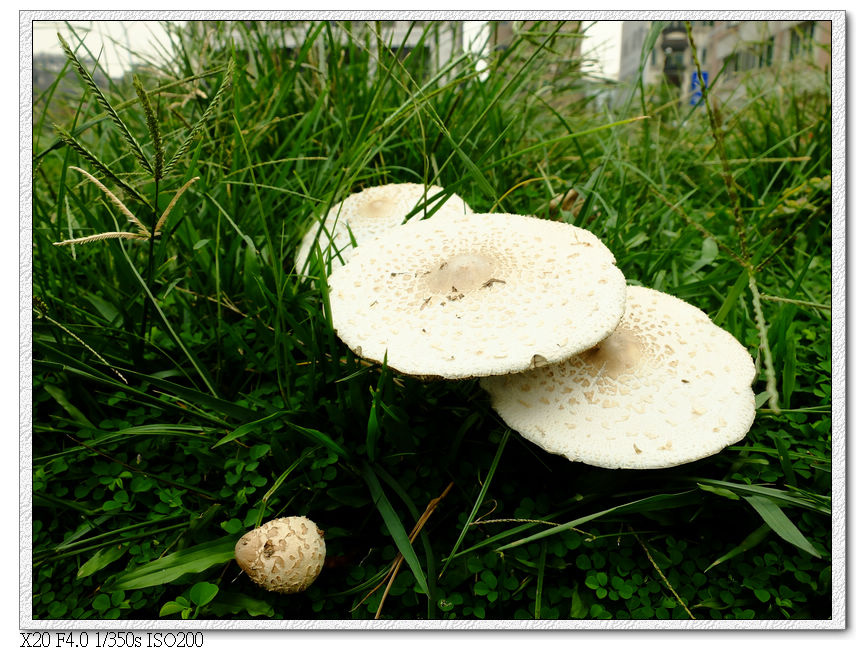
294;183;472;275
480;286;756;469
327;212;626;379
234;516;326;594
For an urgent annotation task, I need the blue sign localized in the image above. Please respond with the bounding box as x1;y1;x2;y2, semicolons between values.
690;71;709;106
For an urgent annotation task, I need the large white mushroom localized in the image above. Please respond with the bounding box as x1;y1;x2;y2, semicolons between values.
234;516;326;594
294;183;472;276
480;286;756;469
327;212;627;379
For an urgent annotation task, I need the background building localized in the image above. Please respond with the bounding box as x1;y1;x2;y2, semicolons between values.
618;20;831;105
207;21;465;85
206;20;584;94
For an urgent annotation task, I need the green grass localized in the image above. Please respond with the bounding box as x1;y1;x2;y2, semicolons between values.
31;20;832;622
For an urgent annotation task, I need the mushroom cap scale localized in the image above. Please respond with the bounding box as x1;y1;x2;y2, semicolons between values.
480;286;756;469
294;183;472;276
234;516;326;594
327;212;627;379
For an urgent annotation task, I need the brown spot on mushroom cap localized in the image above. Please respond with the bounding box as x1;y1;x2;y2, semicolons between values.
425;253;496;293
234;516;326;594
358;198;393;219
481;286;756;469
581;328;643;380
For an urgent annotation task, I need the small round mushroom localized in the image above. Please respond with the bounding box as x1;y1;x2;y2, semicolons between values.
294;183;472;275
234;516;326;594
327;212;626;379
480;286;756;469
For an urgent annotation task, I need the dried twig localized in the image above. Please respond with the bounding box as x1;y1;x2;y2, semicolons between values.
354;482;453;618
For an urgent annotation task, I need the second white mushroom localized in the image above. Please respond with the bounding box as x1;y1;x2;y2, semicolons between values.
481;286;757;469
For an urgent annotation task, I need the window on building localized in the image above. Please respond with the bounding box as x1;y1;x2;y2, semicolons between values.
759;36;774;67
664;50;685;72
739;49;757;71
790;21;816;61
724;52;739;73
728;40;773;74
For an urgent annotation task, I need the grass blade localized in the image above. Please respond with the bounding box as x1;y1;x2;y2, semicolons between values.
440;429;510;577
120;369;254;421
77;544;127;579
705;524;771;572
534;540;547;619
212;410;291;448
713;268;750;325
743;495;822;558
284;422;348;459
255;447;318;527
496;491;701;552
694;478;830;515
116;241;218;397
359;463;430;597
366;353;389;461
108;536;237;591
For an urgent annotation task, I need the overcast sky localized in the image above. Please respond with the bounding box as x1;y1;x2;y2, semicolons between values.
582;20;622;79
32;21;176;77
